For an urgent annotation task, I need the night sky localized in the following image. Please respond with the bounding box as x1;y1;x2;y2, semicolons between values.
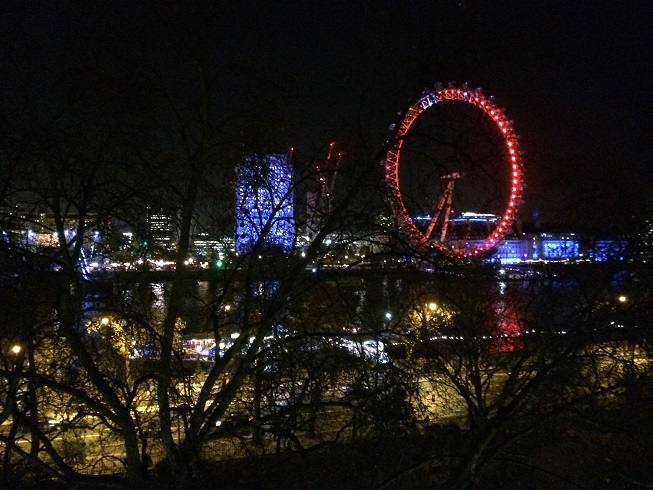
230;1;653;227
2;1;652;228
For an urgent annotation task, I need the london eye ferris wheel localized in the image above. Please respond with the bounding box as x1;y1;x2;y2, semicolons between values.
384;83;524;258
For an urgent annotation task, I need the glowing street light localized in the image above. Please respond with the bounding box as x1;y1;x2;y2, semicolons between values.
10;344;21;355
618;295;627;303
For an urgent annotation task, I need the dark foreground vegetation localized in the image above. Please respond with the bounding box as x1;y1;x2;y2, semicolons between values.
7;374;652;490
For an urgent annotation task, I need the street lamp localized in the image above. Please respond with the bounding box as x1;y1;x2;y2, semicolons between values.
618;295;627;303
10;344;21;355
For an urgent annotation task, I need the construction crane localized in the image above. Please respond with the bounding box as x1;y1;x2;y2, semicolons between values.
323;141;341;209
308;142;342;233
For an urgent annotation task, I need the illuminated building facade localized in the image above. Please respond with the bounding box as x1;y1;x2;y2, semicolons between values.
413;213;627;264
236;153;294;255
0;207;99;251
147;208;176;250
468;233;626;264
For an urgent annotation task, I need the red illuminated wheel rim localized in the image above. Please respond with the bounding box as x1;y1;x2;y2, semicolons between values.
385;84;524;258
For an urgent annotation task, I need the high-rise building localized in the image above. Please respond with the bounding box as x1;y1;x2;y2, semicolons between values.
147;208;176;250
235;153;294;255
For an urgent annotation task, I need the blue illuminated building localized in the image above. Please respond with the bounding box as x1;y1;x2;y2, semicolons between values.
236;153;294;255
490;233;626;264
414;213;628;264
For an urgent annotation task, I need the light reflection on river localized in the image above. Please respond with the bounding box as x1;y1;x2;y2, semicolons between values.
169;273;532;353
103;267;610;358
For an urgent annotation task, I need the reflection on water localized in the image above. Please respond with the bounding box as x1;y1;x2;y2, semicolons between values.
88;270;589;358
487;280;525;352
488;299;524;352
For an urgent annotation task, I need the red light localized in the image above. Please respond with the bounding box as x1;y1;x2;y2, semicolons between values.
385;84;523;258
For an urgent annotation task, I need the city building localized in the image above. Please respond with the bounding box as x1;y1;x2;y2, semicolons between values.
146;207;176;250
0;206;99;251
235;153;294;255
193;233;236;258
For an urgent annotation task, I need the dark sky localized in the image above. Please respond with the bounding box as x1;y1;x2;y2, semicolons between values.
2;0;652;227
220;0;653;225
